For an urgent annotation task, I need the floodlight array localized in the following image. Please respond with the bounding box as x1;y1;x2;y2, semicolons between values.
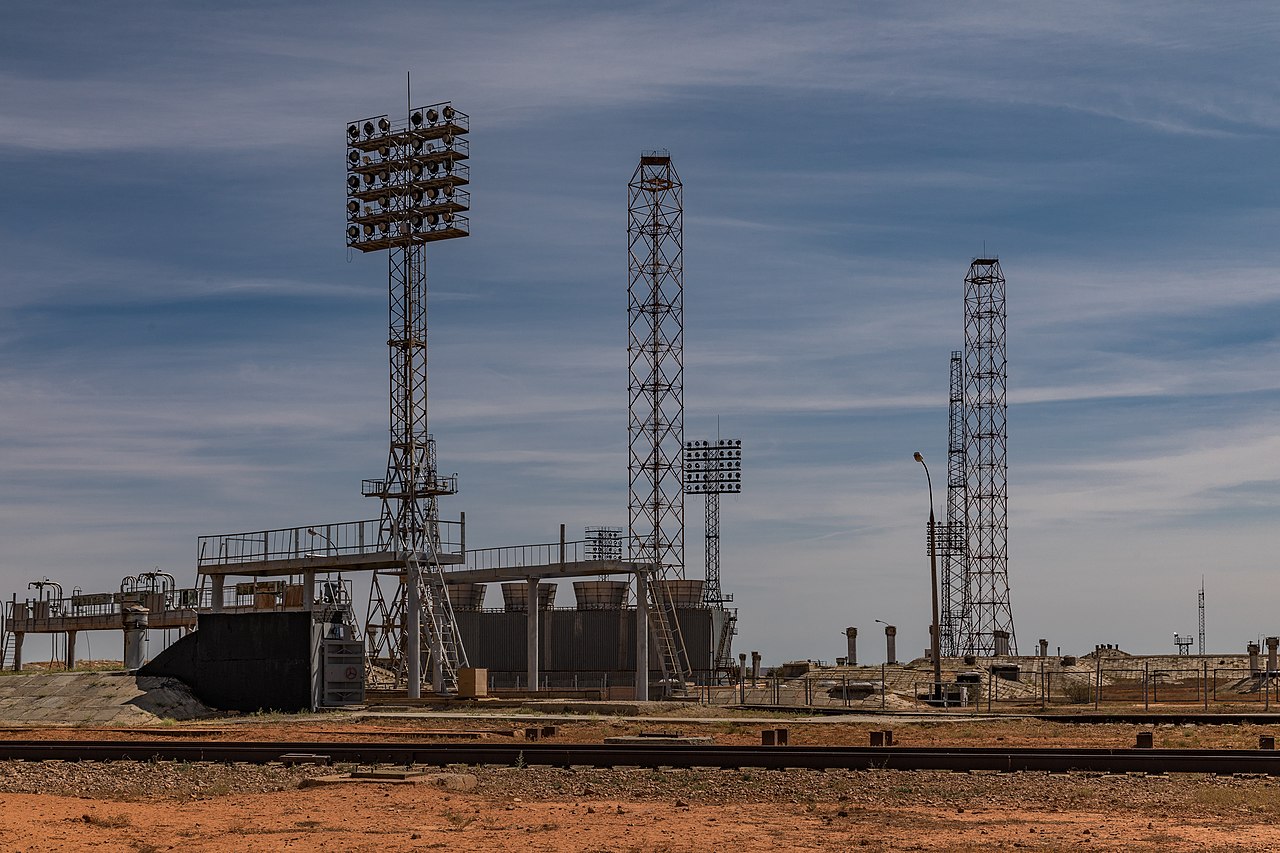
345;102;471;252
683;439;743;494
584;526;625;562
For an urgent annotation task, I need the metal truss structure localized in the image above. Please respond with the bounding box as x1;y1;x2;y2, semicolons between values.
682;439;742;604
684;438;743;676
345;101;471;695
962;257;1016;656
938;351;969;657
628;151;690;693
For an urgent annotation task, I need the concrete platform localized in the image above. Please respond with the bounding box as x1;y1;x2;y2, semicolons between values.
0;672;213;724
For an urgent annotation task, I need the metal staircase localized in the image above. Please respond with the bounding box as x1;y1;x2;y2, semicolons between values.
647;577;691;697
713;608;738;678
409;546;468;692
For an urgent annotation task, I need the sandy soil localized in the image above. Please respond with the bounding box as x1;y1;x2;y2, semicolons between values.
4;772;1280;852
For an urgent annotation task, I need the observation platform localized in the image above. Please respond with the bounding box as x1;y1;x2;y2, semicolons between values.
196;518;465;579
196;520;648;584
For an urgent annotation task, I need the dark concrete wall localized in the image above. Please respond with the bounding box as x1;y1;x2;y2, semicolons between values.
141;612;313;712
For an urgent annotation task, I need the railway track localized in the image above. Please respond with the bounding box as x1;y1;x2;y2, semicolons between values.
1;740;1280;775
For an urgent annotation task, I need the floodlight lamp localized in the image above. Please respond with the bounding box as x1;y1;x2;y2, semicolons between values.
428;162;440;174
377;117;391;133
348;150;360;165
346;225;359;239
442;132;454;145
411;111;423;126
411;163;424;177
378;145;390;157
426;213;439;225
377;170;389;183
444;185;455;197
412;139;424;153
442;105;455;119
425;108;438;123
427;187;439;200
411;189;424;203
347;176;360;190
347;124;359;139
443;211;454;222
362;223;375;236
363;121;375;136
363;173;375;187
346;200;360;214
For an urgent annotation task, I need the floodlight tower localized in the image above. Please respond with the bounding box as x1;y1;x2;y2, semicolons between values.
963;257;1015;655
628;151;691;691
345;101;471;697
682;439;743;604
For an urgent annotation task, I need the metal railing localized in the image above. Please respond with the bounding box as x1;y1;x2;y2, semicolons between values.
196;518;464;568
462;539;593;572
4;589;202;626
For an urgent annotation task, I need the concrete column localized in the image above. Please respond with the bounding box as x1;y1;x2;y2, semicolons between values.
526;577;540;692
750;650;761;682
884;625;897;665
845;627;857;666
123;606;148;671
635;571;649;701
210;576;224;613
1038;638;1049;658
1249;643;1261;675
406;563;422;699
303;570;315;612
994;630;1010;656
12;632;22;672
65;631;76;671
1267;637;1278;674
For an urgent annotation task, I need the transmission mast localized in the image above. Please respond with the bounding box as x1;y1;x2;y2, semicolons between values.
1198;578;1206;655
963;257;1015;655
345;101;471;696
939;351;969;656
628;151;690;694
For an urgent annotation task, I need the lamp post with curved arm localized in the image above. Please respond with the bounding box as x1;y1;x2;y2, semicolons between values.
914;452;943;699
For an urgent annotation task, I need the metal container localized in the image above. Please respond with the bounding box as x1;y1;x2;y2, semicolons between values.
501;582;556;612
572;581;628;610
658;579;704;608
447;583;487;611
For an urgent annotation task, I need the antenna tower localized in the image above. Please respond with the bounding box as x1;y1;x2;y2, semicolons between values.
628;151;691;694
345;101;471;696
1198;578;1206;655
939;350;969;656
963;257;1015;655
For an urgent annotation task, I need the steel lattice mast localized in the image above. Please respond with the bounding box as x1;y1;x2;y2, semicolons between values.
345;102;471;696
628;151;690;692
939;351;969;657
962;257;1015;655
682;438;743;604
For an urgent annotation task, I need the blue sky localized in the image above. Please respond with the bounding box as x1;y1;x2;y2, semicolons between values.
3;2;1280;663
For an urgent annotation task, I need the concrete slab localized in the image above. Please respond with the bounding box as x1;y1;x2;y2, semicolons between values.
0;672;214;725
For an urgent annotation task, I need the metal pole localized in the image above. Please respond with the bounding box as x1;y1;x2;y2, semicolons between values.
914;453;942;699
1144;661;1149;711
526;577;539;692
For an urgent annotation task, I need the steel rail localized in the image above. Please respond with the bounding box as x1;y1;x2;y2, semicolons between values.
1;740;1279;775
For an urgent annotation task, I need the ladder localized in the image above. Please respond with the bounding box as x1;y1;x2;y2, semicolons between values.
647;576;690;698
410;545;468;692
713;608;738;677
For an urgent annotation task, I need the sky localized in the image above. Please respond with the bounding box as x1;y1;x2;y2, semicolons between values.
3;1;1280;664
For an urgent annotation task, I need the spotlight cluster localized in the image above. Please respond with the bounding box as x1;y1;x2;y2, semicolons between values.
683;439;743;494
345;102;470;251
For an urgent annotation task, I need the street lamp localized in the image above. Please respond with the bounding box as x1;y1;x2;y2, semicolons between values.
913;452;943;699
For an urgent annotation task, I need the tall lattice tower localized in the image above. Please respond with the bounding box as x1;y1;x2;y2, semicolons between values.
963;257;1015;655
628;151;690;692
938;351;969;656
684;438;743;675
345;101;471;696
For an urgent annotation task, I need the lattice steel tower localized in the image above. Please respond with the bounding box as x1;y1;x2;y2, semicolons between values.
683;438;743;605
963;257;1015;655
939;351;970;657
628;151;691;691
345;101;471;696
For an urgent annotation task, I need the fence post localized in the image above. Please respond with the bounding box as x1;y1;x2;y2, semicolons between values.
843;673;849;708
1203;659;1208;711
1094;654;1101;710
881;663;886;710
1144;661;1149;711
